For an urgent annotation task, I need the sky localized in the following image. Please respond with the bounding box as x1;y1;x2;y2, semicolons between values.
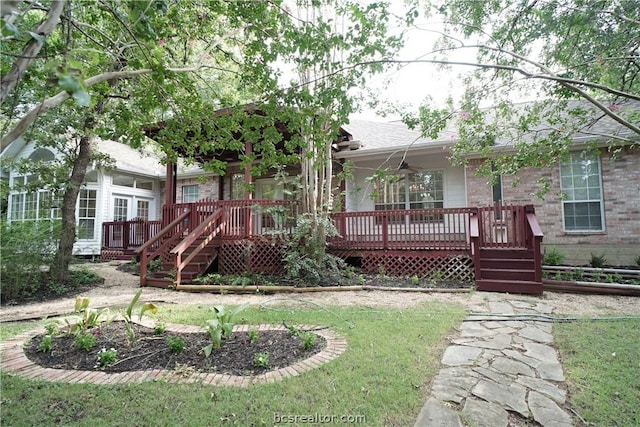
351;17;472;121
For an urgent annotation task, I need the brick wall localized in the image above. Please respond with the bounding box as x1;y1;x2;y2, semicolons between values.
465;146;640;265
175;176;220;202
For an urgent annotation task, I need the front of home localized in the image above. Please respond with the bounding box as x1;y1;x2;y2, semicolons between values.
3;100;638;291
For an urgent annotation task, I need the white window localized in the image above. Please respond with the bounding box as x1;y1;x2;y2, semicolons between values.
182;184;199;202
8;176;61;222
113;197;129;222
374;170;444;211
78;189;97;239
560;152;604;232
137;200;150;220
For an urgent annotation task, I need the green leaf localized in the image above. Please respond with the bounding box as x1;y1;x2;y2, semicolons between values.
28;31;46;43
58;75;81;94
72;89;91;107
126;289;142;319
1;21;19;37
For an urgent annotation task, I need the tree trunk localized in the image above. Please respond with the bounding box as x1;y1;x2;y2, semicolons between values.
50;132;92;284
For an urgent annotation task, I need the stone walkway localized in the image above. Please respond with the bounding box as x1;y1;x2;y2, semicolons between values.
415;294;574;427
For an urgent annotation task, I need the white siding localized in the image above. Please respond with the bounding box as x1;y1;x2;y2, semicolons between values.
344;152;466;212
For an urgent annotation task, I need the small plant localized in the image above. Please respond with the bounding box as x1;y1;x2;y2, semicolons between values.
377;265;387;278
589;252;607;268
121;289;158;342
230;275;253;287
166;336;185;354
147;258;161;272
288;325;300;337
96;348;118;367
430;270;444;283
253;352;269;367
357;275;365;285
153;322;166;335
38;335;53;352
248;328;259;344
543;247;565;266
203;304;249;356
635;255;640;267
73;331;96;351
411;275;420;286
43;321;59;336
300;331;316;350
66;296;109;333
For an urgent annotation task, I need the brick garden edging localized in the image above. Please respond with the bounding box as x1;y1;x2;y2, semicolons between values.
0;320;347;387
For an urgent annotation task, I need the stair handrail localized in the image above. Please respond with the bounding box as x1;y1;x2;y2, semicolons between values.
469;208;481;281
170;207;226;286
135;210;191;286
525;206;544;283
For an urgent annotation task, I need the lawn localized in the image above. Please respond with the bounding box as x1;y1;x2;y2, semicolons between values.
1;302;465;426
554;319;640;427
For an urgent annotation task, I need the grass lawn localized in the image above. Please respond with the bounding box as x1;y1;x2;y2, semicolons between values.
1;302;465;426
554;319;640;427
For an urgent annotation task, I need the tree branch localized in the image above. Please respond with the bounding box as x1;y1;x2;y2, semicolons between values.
1;65;203;149
1;0;65;105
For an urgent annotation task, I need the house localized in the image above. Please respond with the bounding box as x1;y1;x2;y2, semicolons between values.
1;138;164;256
338;103;639;267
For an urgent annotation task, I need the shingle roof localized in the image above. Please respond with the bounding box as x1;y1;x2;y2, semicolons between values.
95;139;164;177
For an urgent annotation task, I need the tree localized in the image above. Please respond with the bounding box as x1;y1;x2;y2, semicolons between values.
405;0;639;185
1;0;283;283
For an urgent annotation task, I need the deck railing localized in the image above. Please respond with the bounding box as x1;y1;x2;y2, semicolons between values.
330;207;476;250
162;200;300;238
101;219;162;251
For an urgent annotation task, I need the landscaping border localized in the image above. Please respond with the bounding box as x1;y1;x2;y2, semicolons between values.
0;320;347;387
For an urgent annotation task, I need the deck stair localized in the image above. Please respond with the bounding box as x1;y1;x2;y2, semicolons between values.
471;205;544;295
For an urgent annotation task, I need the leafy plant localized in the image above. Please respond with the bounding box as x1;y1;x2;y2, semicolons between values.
253;352;269;367
543;247;566;266
147;258;161;272
202;304;249;356
121;289;158;342
411;275;420;286
38;335;53;352
73;331;96;351
43;321;59;336
96;348;117;367
153;322;167;335
300;331;316;350
281;214;347;286
248;328;259;344
635;255;640;267
589;253;607;268
288;325;300;337
166;336;185;354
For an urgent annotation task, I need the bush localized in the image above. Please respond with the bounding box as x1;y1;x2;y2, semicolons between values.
282;213;347;285
589;253;607;268
543;247;565;266
0;220;61;302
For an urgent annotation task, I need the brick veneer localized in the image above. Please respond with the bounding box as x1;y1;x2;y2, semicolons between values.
465;146;640;265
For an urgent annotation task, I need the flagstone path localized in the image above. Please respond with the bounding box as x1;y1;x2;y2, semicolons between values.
415;294;573;427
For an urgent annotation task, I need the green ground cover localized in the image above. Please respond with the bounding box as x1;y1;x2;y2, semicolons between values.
554;319;640;427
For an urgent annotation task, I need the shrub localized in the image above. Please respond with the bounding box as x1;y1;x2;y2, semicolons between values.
300;331;316;350
281;213;347;286
73;331;96;351
635;255;640;268
589;253;607;268
543;247;565;266
38;335;54;352
166;336;185;353
0;220;61;302
96;348;118;367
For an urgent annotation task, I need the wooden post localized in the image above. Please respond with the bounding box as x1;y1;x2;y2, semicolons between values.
165;162;176;206
244;141;252;237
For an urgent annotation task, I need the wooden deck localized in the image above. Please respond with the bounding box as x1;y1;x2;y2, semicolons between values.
101;201;543;294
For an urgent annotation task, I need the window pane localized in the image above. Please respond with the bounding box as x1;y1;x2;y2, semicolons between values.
560;152;603;231
78;219;95;239
113;174;135;187
136;179;153;190
137;200;149;220
78;189;97;239
182;185;199;202
113;198;129;221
